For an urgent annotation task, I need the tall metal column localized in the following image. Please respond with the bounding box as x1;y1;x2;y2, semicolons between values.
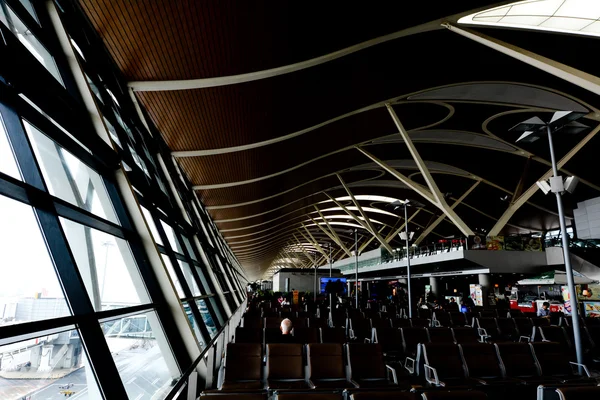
314;261;317;302
355;229;359;309
405;202;413;318
547;125;583;367
329;244;333;315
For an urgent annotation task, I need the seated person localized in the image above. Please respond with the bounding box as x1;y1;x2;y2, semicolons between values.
279;318;295;342
537;301;551;318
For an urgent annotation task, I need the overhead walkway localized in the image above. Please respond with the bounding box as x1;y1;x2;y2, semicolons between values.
321;247;553;280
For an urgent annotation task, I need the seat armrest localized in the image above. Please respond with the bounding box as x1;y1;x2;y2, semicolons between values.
386;364;398;384
349;379;360;388
432;320;441;328
404;356;416;374
424;364;440;386
477;328;490;342
349;329;355;339
307;379;316;389
364;338;371;343
569;361;591;377
519;335;531;343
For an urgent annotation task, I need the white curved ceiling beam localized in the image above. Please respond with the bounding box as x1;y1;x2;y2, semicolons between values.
128;17;465;92
414;180;481;245
173;81;594;158
443;23;600;97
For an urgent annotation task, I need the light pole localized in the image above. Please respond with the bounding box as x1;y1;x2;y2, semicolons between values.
392;199;421;318
509;111;588;367
403;201;412;318
354;228;359;309
328;243;333;316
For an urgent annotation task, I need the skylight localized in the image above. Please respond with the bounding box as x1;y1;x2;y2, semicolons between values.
458;0;600;38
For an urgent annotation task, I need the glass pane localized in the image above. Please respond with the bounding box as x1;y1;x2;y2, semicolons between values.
18;0;38;22
160;221;184;254
196;299;218;338
0;328;101;399
141;206;164;246
0;6;62;84
178;260;201;297
25;121;120;224
0;195;70;325
103;116;123;149
161;254;184;298
209;297;225;326
60;218;150;311
0;115;21;180
101;311;179;399
182;236;198;261
183;301;205;349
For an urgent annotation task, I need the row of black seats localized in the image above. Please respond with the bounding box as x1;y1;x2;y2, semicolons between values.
215;343;402;391
200;387;600;400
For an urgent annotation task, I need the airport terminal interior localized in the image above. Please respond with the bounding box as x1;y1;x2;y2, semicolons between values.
4;0;600;399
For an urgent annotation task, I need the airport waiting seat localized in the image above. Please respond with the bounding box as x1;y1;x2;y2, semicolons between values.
531;317;551;328
309;317;329;328
266;343;310;390
290;317;308;328
265;317;282;329
293;327;320;344
235;327;262;344
421;391;488;400
513;318;534;340
277;394;344;400
265;328;297;344
494;342;559;385
448;312;468;327
459;343;521;385
372;327;404;361
346;343;402;389
280;311;295;319
496;318;519;342
421;343;472;388
371;318;391;329
451;327;480;344
433;311;452;327
507;309;525;318
330;311;347;328
556;386;600;399
201;394;267;400
539;326;572;348
243;315;263;329
391;318;412;328
479;310;497;318
321;327;346;344
530;342;594;384
411;318;431;328
220;343;263;390
401;327;429;360
349;318;373;342
475;318;501;341
307;343;358;389
350;392;418;400
427;328;455;344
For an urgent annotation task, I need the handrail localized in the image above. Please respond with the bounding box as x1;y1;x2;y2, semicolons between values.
164;296;248;400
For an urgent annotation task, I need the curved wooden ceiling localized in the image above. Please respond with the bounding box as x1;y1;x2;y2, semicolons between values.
78;1;600;279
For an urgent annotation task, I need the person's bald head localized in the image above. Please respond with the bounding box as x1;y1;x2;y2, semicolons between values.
280;318;293;334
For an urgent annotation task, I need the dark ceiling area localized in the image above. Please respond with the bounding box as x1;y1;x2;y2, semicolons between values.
78;0;600;279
